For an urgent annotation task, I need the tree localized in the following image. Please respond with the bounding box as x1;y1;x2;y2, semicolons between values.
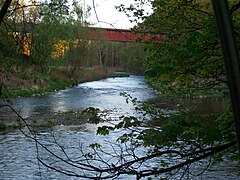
0;0;12;25
1;0;240;179
0;0;92;99
116;42;145;74
212;0;240;152
6;93;238;179
8;0;236;179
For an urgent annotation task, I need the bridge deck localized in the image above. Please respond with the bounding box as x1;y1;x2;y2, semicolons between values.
89;28;164;43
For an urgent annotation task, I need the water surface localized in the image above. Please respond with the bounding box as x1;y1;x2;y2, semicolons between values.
0;76;238;179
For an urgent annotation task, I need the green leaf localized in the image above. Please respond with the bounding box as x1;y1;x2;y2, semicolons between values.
88;116;101;124
82;107;99;115
96;126;114;135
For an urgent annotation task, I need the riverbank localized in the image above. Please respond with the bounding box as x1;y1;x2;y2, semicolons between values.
0;75;144;132
0;65;129;132
0;65;123;99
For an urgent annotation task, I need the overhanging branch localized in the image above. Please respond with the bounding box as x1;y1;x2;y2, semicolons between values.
0;104;238;179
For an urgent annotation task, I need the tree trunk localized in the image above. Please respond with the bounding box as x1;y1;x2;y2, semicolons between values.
0;0;12;25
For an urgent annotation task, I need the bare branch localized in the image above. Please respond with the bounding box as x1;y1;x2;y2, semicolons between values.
0;104;237;179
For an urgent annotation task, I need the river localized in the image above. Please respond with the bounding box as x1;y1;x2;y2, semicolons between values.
0;75;239;179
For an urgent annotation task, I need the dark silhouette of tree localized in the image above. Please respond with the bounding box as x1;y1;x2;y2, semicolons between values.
0;0;12;25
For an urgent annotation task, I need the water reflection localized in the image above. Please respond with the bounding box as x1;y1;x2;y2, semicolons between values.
151;95;228;115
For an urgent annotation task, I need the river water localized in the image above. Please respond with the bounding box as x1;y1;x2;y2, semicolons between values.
6;76;156;118
0;75;239;179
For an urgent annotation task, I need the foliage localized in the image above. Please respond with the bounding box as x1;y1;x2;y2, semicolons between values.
0;122;6;130
0;0;91;67
82;93;238;179
0;0;93;98
60;0;240;178
116;42;145;74
121;0;240;96
20;93;237;179
1;0;240;179
111;0;240;178
0;0;145;101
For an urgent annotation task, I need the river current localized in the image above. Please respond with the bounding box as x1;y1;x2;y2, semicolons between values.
0;75;239;179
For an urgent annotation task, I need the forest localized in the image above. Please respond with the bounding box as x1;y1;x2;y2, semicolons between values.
0;0;144;98
0;0;240;179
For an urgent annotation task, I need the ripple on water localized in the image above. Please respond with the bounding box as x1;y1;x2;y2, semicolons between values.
0;128;239;180
0;76;238;179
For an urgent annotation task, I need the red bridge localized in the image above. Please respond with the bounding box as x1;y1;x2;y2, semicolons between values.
89;27;164;43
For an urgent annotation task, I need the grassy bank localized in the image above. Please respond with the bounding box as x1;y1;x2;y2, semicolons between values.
0;64;127;132
1;65;121;98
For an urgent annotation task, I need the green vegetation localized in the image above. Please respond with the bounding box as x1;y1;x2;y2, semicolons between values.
0;0;144;99
91;1;239;178
74;0;239;179
44;119;53;125
111;72;130;78
1;0;240;179
32;119;37;124
2;65;116;98
0;122;6;130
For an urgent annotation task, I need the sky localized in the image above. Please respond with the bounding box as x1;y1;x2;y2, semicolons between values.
83;0;151;29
